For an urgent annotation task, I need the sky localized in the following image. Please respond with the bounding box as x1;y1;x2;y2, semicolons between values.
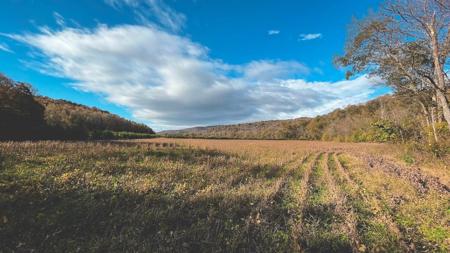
0;0;390;131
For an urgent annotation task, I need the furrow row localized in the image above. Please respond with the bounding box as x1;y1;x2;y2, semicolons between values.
334;154;414;252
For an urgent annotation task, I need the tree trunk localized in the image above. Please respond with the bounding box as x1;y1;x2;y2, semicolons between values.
437;107;443;123
429;20;450;127
431;106;439;143
435;89;450;127
419;101;431;127
419;100;438;143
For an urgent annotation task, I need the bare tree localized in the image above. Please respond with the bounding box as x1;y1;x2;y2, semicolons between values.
336;0;450;129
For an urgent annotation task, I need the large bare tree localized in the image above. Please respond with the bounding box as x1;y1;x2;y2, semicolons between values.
337;0;450;129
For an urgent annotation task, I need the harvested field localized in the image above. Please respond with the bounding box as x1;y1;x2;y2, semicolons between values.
1;139;449;252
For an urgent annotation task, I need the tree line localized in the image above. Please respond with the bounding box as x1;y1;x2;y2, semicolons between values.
0;73;154;140
164;94;449;155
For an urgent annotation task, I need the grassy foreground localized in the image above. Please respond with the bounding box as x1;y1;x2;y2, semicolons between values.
0;139;448;252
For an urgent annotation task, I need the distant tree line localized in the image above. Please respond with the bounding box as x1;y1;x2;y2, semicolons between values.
0;73;154;140
164;94;449;155
164;95;414;142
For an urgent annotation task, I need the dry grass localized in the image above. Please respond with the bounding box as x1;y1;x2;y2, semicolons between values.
0;139;448;252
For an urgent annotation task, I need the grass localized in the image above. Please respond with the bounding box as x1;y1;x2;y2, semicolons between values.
0;139;448;252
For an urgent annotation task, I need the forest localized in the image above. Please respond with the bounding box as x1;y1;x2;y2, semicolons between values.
0;73;155;140
163;95;449;156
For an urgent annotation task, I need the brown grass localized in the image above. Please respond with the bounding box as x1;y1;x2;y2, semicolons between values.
1;139;448;252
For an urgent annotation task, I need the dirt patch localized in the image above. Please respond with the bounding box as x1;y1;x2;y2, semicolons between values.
357;154;450;194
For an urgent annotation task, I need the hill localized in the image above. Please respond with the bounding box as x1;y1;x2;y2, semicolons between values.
161;95;436;143
0;73;154;140
36;96;154;138
160;118;311;139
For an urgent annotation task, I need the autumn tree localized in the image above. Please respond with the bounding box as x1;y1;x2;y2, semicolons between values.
1;73;154;140
0;74;46;140
336;0;450;133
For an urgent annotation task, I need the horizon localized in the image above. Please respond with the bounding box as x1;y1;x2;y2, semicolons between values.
0;0;391;131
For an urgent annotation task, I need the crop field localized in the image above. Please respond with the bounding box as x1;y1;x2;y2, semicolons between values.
0;139;449;252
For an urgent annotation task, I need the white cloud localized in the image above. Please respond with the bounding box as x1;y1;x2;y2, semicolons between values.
104;0;186;32
299;33;322;41
11;25;383;130
268;30;280;35
0;42;12;53
53;12;66;27
242;60;309;81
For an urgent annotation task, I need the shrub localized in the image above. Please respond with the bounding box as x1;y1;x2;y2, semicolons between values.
367;120;400;142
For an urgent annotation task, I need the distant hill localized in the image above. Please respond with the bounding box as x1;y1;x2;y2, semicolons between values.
0;73;154;140
36;96;154;135
161;95;425;143
160;118;311;139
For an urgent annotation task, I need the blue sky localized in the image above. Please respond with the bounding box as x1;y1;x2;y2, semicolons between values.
0;0;389;130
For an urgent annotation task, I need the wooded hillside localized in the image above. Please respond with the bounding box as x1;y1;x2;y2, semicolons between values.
163;95;449;147
0;74;154;140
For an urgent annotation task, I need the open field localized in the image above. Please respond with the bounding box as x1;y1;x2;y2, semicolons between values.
1;138;449;252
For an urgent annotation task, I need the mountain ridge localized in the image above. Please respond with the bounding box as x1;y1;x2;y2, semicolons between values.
160;95;423;142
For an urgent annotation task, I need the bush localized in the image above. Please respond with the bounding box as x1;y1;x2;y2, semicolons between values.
367;120;400;142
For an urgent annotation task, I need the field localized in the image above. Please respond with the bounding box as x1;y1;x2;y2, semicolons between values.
0;138;449;252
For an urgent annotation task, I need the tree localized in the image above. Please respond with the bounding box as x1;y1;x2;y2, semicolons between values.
336;0;450;130
0;74;46;140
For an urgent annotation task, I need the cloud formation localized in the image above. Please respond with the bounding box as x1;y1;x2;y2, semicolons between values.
11;24;382;130
0;42;12;53
104;0;186;31
268;30;280;35
299;33;322;41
